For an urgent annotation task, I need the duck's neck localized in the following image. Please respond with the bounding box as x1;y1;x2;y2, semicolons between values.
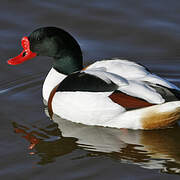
53;54;83;75
43;54;83;102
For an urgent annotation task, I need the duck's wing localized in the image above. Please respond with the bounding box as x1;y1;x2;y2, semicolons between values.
86;59;180;105
109;79;180;110
87;58;179;90
83;69;163;105
86;59;153;81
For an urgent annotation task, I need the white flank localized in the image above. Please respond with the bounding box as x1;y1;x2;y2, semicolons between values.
52;91;180;129
52;91;125;125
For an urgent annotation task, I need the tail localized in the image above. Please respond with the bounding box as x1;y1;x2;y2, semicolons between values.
110;101;180;130
140;101;180;130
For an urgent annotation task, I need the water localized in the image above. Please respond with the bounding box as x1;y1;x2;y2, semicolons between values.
1;0;180;179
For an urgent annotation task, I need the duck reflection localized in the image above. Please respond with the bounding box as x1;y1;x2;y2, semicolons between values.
12;115;180;174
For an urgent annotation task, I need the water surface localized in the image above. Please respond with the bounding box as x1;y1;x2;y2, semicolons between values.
1;0;180;179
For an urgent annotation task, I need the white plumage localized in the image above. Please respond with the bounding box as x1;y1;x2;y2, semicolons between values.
45;59;180;130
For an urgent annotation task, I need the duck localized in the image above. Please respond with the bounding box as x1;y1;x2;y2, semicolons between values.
7;26;180;130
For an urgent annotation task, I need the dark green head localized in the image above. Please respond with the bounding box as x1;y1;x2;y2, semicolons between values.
8;27;83;75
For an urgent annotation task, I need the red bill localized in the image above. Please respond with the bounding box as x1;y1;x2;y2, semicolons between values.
7;36;37;65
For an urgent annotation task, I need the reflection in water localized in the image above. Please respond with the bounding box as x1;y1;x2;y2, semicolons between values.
12;121;77;165
12;112;180;174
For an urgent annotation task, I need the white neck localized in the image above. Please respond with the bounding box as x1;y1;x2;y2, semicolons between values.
42;67;66;102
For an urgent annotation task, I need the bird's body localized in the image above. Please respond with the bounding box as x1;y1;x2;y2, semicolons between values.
8;27;180;130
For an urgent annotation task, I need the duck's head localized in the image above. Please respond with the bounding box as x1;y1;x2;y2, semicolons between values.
7;27;83;75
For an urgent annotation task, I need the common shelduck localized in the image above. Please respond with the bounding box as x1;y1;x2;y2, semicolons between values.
7;27;180;130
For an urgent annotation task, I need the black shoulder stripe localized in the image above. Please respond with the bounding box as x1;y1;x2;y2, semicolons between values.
56;72;118;92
